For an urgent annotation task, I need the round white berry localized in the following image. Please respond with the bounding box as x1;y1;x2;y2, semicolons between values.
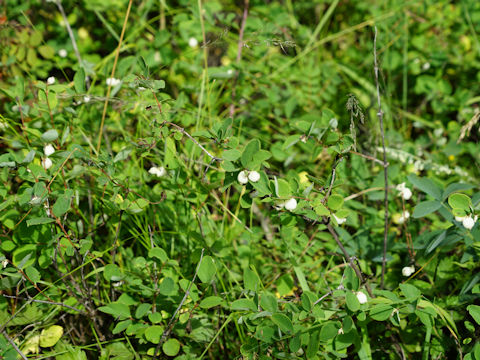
356;291;368;304
248;171;260;183
84;96;91;103
462;215;476;230
284;198;297;211
42;157;53;170
58;49;67;58
47;76;56;85
188;37;198;48
237;170;249;185
149;166;166;177
402;265;415;277
44;144;55;156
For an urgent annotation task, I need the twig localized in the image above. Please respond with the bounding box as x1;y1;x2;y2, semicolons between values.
344;186;391;201
55;0;83;69
373;26;389;289
154;249;205;357
152;92;222;163
229;0;250;118
96;0;133;152
350;150;386;166
1;294;83;313
326;223;373;297
1;330;27;360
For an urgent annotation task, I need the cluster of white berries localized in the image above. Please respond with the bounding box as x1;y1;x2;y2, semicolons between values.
356;291;368;304
148;166;166;177
42;144;55;170
274;198;298;212
106;78;121;87
398;210;410;224
402;265;415;277
396;182;412;200
455;214;478;230
47;76;56;85
237;170;260;185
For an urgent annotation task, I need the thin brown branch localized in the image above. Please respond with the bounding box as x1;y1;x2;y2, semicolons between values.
374;26;389;289
1;294;83;313
1;330;27;360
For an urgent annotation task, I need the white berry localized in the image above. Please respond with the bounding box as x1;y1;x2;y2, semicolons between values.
284;198;297;211
42;157;53;170
47;76;56;85
333;214;347;225
462;215;476;230
248;171;260;183
356;291;368;304
188;37;198;48
149;166;166;177
402;265;415;277
237;170;249;185
44;144;55;156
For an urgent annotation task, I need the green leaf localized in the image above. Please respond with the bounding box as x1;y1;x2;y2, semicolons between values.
22;150;35;163
98;302;131;319
320;322;339;341
135;303;152;319
448;193;471;210
39;325;63;347
103;264;124;281
274;178;291;198
314;202;330;216
159;277;175;295
327;194;344;210
467;305;480;325
399;283;421;300
145;325;164;344
407;174;442;200
271;313;293;333
231;299;257;312
113;320;132;334
260;294;277;313
25;266;41;283
74;67;86;94
223;149;241;161
52;195;71;217
241;139;261;168
41;129;59;142
345;291;360;312
243;268;260;291
137;56;149;78
162;338;180;356
369;305;393;321
148;247;168;262
412;200;442;218
26;217;55;226
199;296;223;309
198;255;216;283
442;183;474;200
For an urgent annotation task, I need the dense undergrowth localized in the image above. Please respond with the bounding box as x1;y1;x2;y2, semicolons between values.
1;0;480;359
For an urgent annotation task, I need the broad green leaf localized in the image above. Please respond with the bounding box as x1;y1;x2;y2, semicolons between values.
399;283;421;300
260;294;277;313
222;149;241;161
271;313;293;333
74;67;86;94
327;194;344;210
52;195;71;217
27;217;55;226
145;325;164;344
135;303;152;319
39;325;63;347
163;338;180;356
346;291;360;312
98;302;131;319
159;277;175;295
243;268;260;291
448;193;471;210
199;296;223;309
407;174;442;200
198;255;216;283
231;299;257;312
41;129;59;142
369;305;393;321
320;322;339;341
148;247;168;262
412;200;442;218
103;264;124;281
274;178;291;198
241;139;260;168
113;320;132;334
467;305;480;325
25;266;41;283
442;183;474;200
314;202;329;216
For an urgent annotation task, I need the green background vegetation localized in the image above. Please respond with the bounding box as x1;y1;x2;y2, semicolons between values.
1;0;480;358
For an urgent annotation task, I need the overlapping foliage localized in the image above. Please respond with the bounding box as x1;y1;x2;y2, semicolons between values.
1;0;480;359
